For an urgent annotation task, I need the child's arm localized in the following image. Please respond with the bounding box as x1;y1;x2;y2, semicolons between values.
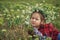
48;23;59;40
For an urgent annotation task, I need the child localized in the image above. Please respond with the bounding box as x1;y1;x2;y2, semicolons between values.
30;9;60;40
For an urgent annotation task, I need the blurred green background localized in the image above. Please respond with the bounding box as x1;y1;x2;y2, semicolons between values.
0;0;60;40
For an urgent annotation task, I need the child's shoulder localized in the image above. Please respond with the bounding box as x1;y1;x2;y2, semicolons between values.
44;23;54;28
45;23;59;32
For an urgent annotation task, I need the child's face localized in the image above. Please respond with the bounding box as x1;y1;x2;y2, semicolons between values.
30;13;41;28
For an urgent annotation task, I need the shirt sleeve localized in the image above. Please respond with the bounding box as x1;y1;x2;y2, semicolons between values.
48;23;59;40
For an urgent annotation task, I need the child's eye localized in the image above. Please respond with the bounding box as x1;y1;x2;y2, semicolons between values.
36;19;39;20
31;17;34;19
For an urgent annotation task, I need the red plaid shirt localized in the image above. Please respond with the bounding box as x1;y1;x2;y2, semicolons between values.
38;23;59;40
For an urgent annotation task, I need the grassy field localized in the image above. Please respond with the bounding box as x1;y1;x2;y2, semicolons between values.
0;0;60;40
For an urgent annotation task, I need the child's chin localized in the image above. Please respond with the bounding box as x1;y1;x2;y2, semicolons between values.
31;24;37;27
32;25;36;27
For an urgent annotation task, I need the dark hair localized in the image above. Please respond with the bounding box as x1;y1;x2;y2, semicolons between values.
30;9;45;21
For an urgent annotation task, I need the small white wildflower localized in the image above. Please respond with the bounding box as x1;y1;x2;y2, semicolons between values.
25;21;29;25
13;17;15;19
26;16;29;19
3;9;9;13
2;29;7;32
43;0;45;2
5;8;8;12
53;12;56;14
53;6;55;8
21;15;24;18
0;14;2;16
22;10;25;14
29;7;32;10
36;3;39;7
17;9;20;11
10;9;14;11
26;6;28;8
40;3;43;5
57;15;59;16
26;3;30;5
28;11;32;13
17;15;19;18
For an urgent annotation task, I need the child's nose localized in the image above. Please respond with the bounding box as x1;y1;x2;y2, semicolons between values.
33;19;36;22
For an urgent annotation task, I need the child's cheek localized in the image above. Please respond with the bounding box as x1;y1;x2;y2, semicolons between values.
36;20;41;25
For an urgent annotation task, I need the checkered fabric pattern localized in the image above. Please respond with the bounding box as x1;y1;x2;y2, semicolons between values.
38;23;59;40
